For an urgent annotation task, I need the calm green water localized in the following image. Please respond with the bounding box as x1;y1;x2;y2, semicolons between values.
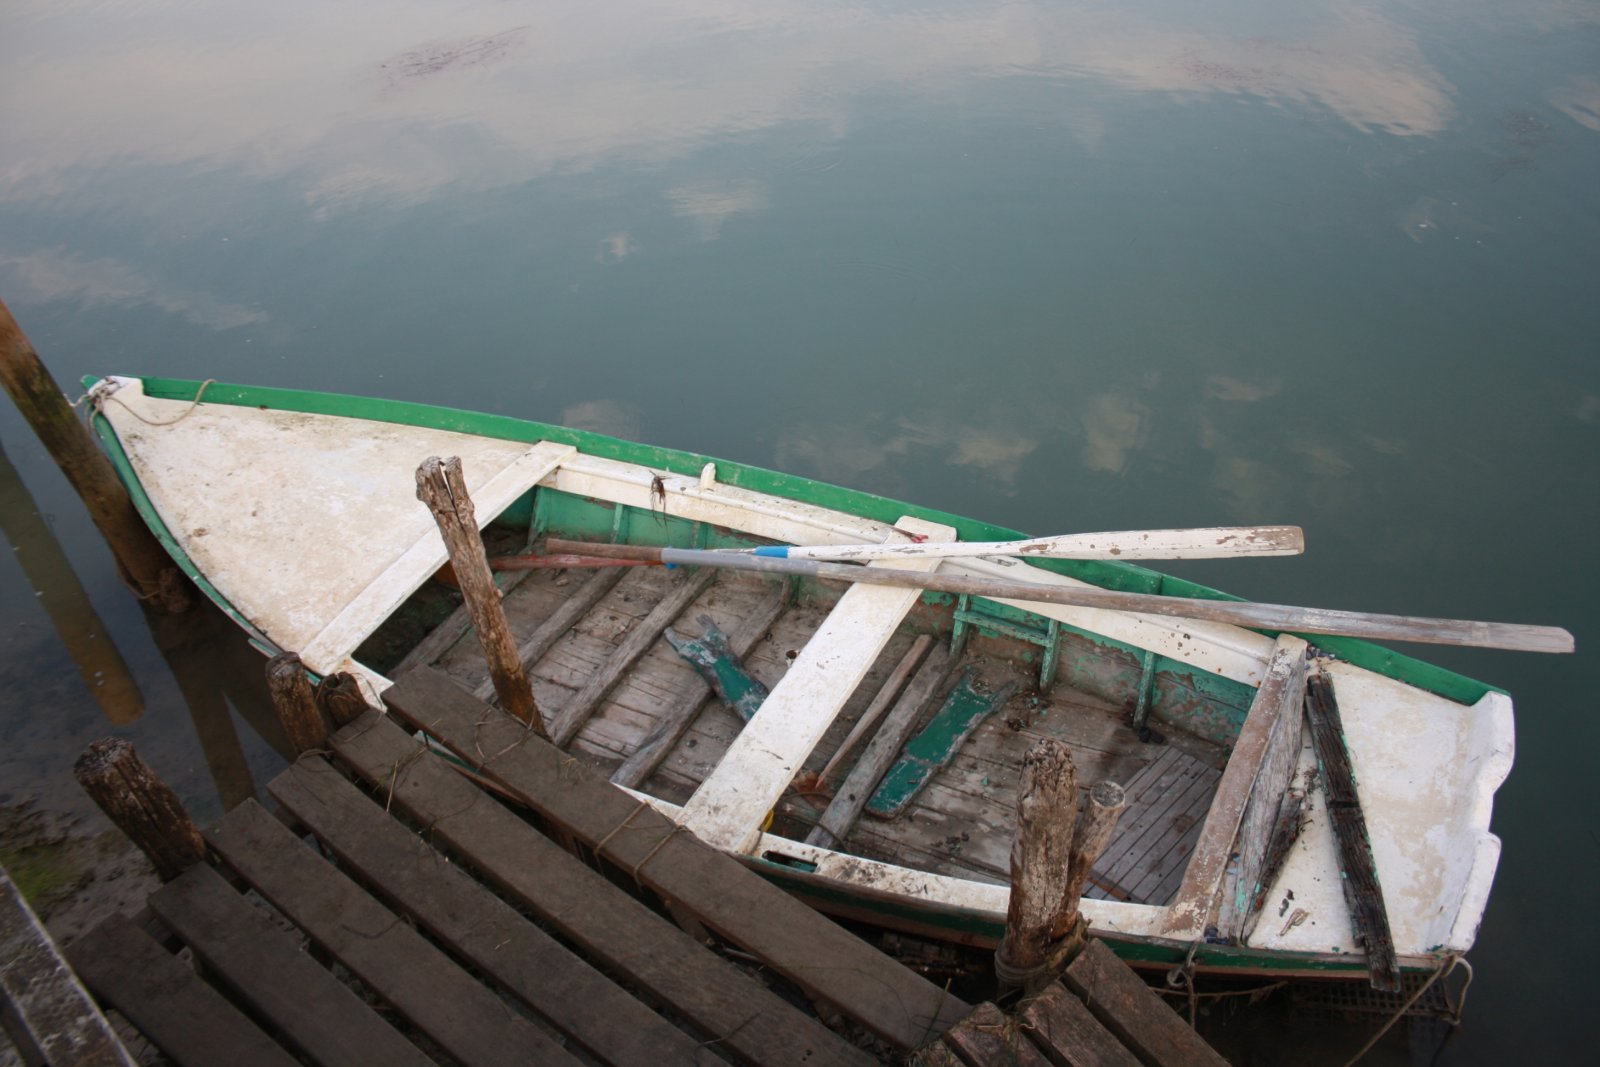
2;2;1596;1061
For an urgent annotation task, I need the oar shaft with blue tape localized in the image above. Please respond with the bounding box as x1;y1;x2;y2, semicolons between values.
541;538;1572;653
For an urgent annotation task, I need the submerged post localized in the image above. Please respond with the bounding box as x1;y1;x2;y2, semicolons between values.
416;456;548;737
72;738;204;881
0;297;189;612
266;652;326;756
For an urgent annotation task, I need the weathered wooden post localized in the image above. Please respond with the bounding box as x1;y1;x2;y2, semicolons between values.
996;740;1078;993
73;738;204;881
996;740;1127;995
266;652;327;756
316;671;371;728
415;455;548;737
1059;780;1127;936
0;297;189;612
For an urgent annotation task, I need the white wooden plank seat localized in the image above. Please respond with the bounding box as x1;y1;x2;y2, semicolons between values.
675;516;956;853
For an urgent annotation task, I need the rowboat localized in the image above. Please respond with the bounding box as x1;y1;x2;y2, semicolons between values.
88;374;1529;981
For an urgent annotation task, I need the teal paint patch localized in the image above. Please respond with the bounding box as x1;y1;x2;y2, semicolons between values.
665;619;768;721
867;669;1016;817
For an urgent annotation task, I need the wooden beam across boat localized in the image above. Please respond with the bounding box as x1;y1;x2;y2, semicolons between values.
544;539;1575;653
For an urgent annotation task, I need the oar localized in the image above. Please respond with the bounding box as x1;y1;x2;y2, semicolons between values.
726;525;1305;562
489;552;660;571
543;538;1574;654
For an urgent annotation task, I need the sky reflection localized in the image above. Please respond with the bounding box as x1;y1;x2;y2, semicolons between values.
3;0;1470;223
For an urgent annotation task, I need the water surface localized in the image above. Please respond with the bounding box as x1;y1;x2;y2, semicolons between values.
2;3;1596;1061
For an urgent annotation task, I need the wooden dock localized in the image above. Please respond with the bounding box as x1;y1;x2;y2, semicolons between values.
50;664;1231;1066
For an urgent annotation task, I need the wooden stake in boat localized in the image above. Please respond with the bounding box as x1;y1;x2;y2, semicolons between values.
416;456;548;737
0;297;189;612
731;525;1306;562
995;741;1127;995
544;539;1575;654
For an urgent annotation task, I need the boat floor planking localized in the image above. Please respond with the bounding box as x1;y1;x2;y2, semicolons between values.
380;554;1213;902
93;376;1512;978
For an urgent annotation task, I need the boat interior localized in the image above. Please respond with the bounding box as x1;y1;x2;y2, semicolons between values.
358;503;1235;912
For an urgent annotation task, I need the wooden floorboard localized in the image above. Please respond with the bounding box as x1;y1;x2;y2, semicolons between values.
384;666;971;1049
268;760;723;1067
328;708;876;1067
148;864;435;1067
203;802;580;1067
65;915;293;1067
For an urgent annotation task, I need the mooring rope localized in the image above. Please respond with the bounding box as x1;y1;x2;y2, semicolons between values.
1341;953;1469;1066
81;378;218;426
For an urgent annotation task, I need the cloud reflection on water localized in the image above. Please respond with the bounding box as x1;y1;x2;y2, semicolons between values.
2;1;1463;219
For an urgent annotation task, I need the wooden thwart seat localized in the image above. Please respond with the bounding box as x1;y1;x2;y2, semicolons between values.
675;515;956;853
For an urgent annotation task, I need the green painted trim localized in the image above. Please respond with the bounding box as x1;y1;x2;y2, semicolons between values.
87;375;1504;704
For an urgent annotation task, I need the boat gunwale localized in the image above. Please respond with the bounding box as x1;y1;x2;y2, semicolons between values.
83;373;1508;972
85;374;1505;707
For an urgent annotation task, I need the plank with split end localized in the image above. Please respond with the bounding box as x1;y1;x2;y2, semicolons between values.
613;579;791;788
1061;940;1229;1067
203;801;579;1066
1306;670;1400;992
1018;985;1141;1067
1;871;134;1067
147;864;431;1067
677;515;956;853
328;707;872;1067
383;665;970;1048
472;564;629;701
548;565;718;745
807;640;955;849
268;760;722;1067
64;916;293;1067
1218;658;1308;939
1164;634;1308;936
939;1002;1053;1067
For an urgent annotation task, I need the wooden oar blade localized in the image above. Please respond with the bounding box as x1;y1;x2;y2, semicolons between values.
1002;525;1305;560
746;525;1305;562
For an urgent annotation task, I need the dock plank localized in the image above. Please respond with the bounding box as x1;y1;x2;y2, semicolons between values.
938;1002;1053;1067
147;864;432;1067
202;802;580;1066
268;760;723;1067
1018;984;1140;1067
64;916;294;1067
1061;940;1228;1067
329;707;874;1067
383;665;970;1049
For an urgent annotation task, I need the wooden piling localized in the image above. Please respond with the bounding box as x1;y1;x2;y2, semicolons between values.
315;671;370;728
995;739;1078;993
415;456;547;737
265;652;326;756
0;297;189;612
1058;780;1127;937
73;738;204;881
